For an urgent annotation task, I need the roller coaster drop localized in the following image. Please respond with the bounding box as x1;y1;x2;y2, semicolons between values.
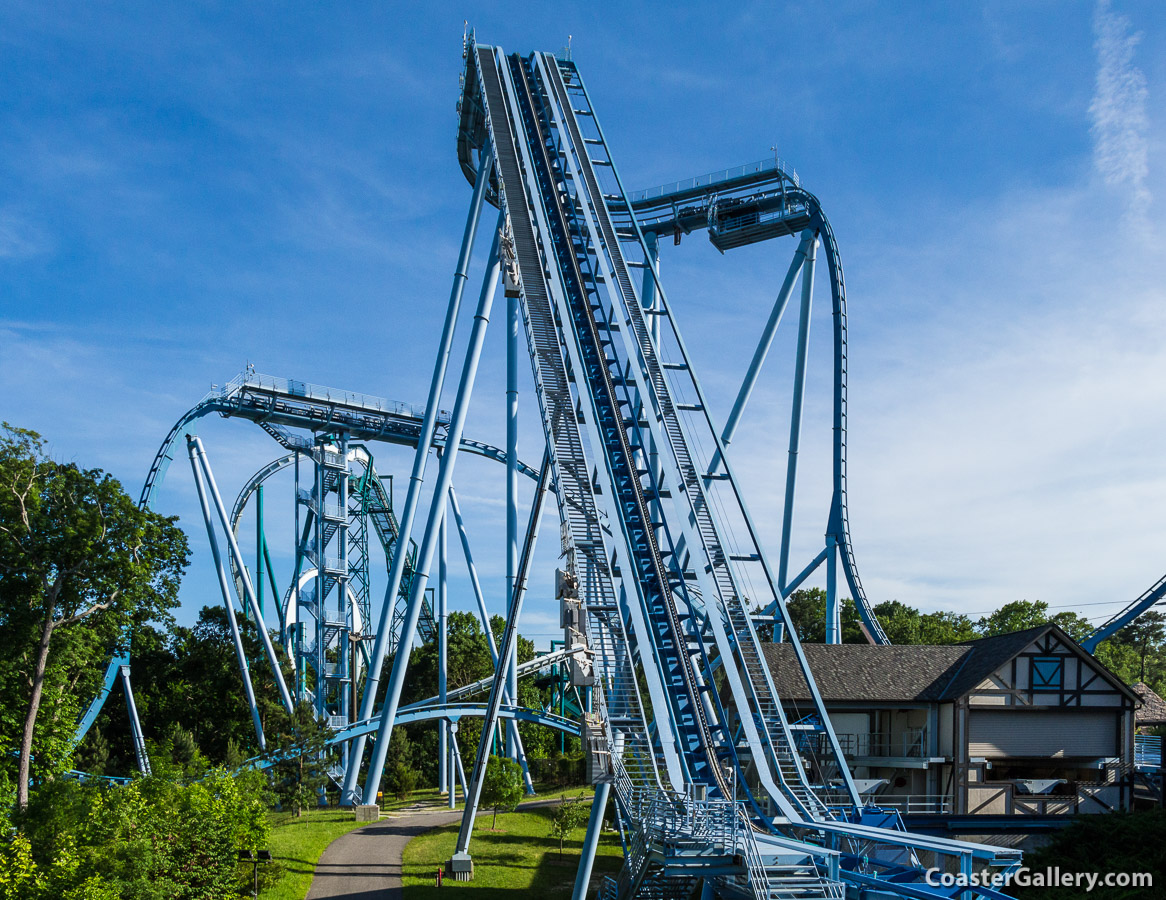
75;34;1034;900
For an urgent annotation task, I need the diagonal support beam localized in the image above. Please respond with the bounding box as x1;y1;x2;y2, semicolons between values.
360;212;506;804
448;482;537;793
710;233;810;474
188;436;268;750
451;457;552;860
190;435;295;714
340;147;496;804
778;230;818;592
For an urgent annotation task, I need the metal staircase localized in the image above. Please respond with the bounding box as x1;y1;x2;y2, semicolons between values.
534;54;846;821
473;42;660;790
459;34;1021;900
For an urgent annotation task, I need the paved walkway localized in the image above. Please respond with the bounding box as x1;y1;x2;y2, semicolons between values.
305;803;461;900
304;797;567;900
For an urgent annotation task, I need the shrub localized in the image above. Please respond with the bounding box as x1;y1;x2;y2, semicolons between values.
10;769;269;899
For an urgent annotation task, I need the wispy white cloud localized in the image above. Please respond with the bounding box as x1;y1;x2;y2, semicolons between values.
1089;0;1151;223
0;208;49;259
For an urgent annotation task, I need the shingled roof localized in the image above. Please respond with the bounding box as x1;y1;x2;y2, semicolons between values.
761;624;1134;704
1132;681;1166;724
761;643;967;702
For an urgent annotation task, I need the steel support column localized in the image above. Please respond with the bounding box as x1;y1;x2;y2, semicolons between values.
191;435;295;714
361;214;505;804
505;276;520;764
825;534;840;644
439;510;449;795
448;484;536;793
778;230;817;592
119;665;151;776
718;234;810;455
340;147;495;804
451;460;550;863
187;437;266;750
570;782;611;900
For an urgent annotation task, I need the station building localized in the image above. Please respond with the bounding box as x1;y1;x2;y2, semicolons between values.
758;623;1141;820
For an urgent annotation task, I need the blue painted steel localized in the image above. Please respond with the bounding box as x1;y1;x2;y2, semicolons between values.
778;231;817;594
191;435;295;714
551;51;863;813
610;156;891;646
1135;733;1161;769
506;262;520;765
449;478;541;793
718;234;809;456
119;665;150;775
256;483;265;618
467;37;1021;898
453;443;550;855
502;48;723;793
438;511;448;795
825;535;840;645
1083;572;1166;652
187;436;267;750
361;214;505;804
73;651;126;751
328;702;580;745
572;782;611;900
341;147;496;804
447;487;497;652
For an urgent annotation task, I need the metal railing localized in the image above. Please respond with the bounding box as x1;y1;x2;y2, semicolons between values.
836;730;926;759
296;488;345;520
206;370;450;423
1136;733;1161;767
628;156;800;203
867;795;953;815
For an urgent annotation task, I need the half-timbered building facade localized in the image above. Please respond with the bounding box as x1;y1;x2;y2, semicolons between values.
757;624;1140;818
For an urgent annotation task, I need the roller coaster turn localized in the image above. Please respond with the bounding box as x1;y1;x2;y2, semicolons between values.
72;33;1040;900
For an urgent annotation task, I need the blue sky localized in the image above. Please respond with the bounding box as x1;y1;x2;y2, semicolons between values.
1;1;1163;648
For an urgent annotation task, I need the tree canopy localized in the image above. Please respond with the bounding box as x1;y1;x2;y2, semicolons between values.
0;424;188;807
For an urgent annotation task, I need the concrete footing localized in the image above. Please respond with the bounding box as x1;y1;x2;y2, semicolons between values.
447;852;474;881
354;804;380;822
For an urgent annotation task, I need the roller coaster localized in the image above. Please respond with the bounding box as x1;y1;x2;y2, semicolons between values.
63;32;1077;900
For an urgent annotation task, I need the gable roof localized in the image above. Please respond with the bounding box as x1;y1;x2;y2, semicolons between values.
940;625;1054;698
761;623;1141;704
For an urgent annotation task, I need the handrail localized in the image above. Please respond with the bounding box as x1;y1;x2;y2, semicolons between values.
628;156;801;204
207;370;450;423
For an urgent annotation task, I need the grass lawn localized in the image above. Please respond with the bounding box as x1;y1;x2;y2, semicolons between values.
257;808;367;900
402;798;625;898
256;784;608;900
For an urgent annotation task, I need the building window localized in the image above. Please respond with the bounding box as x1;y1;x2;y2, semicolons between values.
1032;656;1064;691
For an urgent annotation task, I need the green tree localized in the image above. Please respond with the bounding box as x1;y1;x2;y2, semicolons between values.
873;600;922;644
382;727;418;801
1048;611;1094;643
1015;809;1165;899
74;729;111;777
147;723;209;782
480;755;523;829
869;602;975;645
975;600;1050;637
548;793;587;861
0;425;188;808
1114;611;1166;683
267;701;331;816
225;738;245;769
918;610;976;644
783;588;865;643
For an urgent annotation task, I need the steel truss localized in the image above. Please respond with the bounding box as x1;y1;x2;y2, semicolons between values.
433;33;1023;900
69;33;1033;900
